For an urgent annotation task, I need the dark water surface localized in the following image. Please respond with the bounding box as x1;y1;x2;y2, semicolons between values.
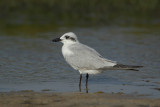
0;26;160;98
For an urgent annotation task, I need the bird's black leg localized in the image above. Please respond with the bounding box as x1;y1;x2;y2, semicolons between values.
86;73;89;93
79;74;82;92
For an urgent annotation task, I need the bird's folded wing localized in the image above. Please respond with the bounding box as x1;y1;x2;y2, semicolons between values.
65;43;116;70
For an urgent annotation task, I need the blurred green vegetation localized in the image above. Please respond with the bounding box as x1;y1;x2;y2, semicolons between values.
0;0;160;36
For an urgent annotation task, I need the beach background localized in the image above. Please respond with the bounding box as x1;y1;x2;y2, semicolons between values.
0;0;160;106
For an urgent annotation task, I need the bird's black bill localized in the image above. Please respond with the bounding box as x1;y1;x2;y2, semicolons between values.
52;38;61;42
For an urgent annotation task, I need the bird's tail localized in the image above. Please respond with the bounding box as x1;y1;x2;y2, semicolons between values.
113;64;143;71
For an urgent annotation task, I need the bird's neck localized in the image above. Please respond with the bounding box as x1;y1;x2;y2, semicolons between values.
63;41;78;46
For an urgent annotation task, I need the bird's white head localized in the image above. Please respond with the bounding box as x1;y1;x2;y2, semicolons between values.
52;32;79;44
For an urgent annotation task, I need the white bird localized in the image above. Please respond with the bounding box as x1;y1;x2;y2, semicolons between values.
52;32;143;92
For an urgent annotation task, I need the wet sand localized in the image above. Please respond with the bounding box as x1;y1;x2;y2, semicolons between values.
0;91;160;107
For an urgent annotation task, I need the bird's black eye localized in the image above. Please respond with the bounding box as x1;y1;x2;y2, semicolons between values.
65;35;69;39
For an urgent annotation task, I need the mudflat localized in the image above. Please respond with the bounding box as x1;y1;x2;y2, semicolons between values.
0;91;160;107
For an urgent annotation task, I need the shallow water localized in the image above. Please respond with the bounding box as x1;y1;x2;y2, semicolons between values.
0;26;160;98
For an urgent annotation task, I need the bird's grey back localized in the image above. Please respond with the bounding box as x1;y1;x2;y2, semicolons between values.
64;43;116;71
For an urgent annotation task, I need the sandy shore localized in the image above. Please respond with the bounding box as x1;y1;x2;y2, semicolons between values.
0;91;160;107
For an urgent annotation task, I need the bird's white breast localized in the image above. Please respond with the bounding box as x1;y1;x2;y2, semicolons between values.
62;45;74;56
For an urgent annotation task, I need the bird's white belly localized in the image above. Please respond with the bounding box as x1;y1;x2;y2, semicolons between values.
79;70;103;74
